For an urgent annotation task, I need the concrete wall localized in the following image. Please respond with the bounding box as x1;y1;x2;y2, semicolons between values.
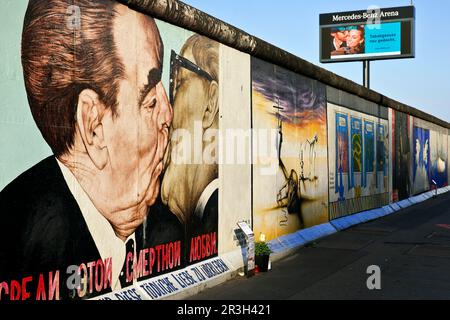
218;45;252;255
0;0;449;300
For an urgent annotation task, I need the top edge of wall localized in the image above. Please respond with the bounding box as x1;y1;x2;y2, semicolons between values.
116;0;450;129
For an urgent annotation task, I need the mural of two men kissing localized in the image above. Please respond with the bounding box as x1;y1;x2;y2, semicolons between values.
0;0;218;300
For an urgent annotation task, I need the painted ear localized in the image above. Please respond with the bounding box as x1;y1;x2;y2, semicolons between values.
202;80;219;130
76;89;108;170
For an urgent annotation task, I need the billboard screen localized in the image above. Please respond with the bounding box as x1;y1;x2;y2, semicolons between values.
320;6;415;63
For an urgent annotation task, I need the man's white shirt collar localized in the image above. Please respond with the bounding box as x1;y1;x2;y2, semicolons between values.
194;178;219;220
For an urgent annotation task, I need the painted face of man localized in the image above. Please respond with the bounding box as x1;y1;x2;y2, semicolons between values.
161;45;213;222
99;7;173;227
160;39;219;225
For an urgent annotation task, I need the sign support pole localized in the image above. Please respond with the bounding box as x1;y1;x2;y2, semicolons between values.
363;60;370;89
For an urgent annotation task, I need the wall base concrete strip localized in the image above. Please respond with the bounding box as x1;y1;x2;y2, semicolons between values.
296;223;337;243
358;211;372;221
397;199;412;209
366;209;384;220
409;195;423;204
425;191;435;198
421;193;431;200
278;232;308;248
382;205;395;216
440;187;449;194
359;209;383;221
396;201;406;209
407;197;417;204
416;195;424;203
330;217;350;231
362;209;376;220
418;194;429;201
351;212;367;224
389;203;402;212
331;215;360;231
352;213;367;224
358;211;369;221
266;224;338;258
329;218;345;231
373;208;386;218
266;224;339;263
359;209;376;221
342;216;356;228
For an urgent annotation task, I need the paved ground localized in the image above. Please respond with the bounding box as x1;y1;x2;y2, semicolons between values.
190;192;450;300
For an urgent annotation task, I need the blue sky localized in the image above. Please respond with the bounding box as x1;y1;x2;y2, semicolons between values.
181;0;450;122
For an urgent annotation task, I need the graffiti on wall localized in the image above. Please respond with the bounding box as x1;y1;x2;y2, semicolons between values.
328;103;389;219
251;57;329;241
0;0;218;300
335;113;349;201
411;117;448;195
392;110;411;202
350;117;363;191
363;120;375;187
412;126;431;194
430;130;448;189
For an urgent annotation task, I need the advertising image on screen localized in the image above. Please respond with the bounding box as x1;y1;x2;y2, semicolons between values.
329;22;401;60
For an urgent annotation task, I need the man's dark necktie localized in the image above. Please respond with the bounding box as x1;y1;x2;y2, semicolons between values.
119;238;134;289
